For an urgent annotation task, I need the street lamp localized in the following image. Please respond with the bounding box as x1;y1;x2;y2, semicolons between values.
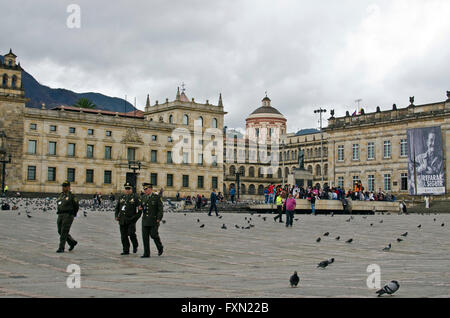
235;170;242;201
128;160;141;194
0;131;12;196
314;108;327;185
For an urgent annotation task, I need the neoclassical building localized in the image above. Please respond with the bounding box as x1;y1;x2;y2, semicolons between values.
1;50;448;199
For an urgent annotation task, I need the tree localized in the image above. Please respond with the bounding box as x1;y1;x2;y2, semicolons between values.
73;98;96;109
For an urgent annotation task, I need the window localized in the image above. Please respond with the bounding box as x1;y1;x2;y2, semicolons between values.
352;144;359;160
69;127;76;134
68;143;76;157
106;130;112;137
150;173;157;186
169;115;173;124
88;129;94;136
152;135;157;141
198;176;204;188
337;145;344;161
255;128;260;137
127;148;135;161
212;155;217;167
383;140;391;159
212;176;218;189
48;167;56;181
337;176;344;188
212;118;218;128
183;152;189;164
384;174;391;191
67;168;75;182
167;151;172;164
166;174;173;187
50;125;57;132
86;169;94;183
183;114;189;125
182;175;189;187
104;170;112;184
401;173;408;191
400;139;408;157
368;175;375;192
367;142;375;160
104;146;112;159
197;154;203;165
168;136;173;142
151;150;157;163
30;123;37;130
49;141;56;155
27;166;36;180
87;145;94;158
28;140;37;154
198;116;203;127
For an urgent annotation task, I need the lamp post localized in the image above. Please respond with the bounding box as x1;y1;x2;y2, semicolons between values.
235;171;242;201
128;160;141;194
314;108;327;185
0;131;11;196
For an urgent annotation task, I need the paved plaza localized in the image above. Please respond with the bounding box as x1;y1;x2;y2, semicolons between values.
0;204;449;298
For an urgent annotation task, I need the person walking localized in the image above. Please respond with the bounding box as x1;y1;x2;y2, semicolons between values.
208;188;220;216
139;183;164;258
310;192;317;215
284;193;296;227
274;192;284;223
230;186;236;203
115;182;142;255
56;181;79;253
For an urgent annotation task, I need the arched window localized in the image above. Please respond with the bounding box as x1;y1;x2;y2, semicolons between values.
258;185;265;195
241;184;246;195
169;115;173;124
307;165;313;174
249;166;255;177
239;166;245;176
267;168;273;179
285;167;289;176
324;164;328;176
258;167;264;178
11;75;17;88
316;165;321;176
2;74;8;87
198;116;203;127
229;165;236;175
249;184;256;194
212;118;218;128
278;168;282;178
183;114;189;125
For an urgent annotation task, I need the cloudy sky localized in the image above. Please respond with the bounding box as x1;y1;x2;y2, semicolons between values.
2;0;449;132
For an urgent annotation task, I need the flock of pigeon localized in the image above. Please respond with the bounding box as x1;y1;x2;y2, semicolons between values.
2;196;447;297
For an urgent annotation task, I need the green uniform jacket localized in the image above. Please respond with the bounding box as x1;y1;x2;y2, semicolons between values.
141;193;163;226
56;191;79;216
115;193;142;225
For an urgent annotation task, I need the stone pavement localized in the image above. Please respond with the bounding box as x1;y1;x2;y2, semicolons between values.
0;208;449;298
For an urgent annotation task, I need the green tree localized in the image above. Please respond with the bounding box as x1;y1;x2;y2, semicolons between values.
73;98;96;109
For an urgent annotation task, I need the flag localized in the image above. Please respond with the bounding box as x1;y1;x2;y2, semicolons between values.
352;110;356;116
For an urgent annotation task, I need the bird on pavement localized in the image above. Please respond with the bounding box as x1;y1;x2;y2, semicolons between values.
376;280;400;297
382;243;391;251
200;224;205;228
262;217;267;221
441;223;445;227
235;225;240;229
346;238;353;243
316;237;321;243
335;236;340;240
401;232;408;237
397;238;403;242
317;258;334;269
417;224;422;229
324;232;329;236
221;224;227;229
290;271;300;287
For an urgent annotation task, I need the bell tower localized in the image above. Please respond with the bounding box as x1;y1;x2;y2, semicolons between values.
0;49;25;98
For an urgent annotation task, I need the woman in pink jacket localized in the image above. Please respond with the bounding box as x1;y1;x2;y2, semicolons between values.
284;193;297;227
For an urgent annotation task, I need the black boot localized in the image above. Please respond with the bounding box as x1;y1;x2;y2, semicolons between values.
69;241;78;251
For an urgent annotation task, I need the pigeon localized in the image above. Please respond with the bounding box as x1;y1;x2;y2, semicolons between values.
382;243;392;251
200;224;205;228
218;215;223;219
235;225;240;229
401;232;408;237
346;238;353;243
289;271;300;287
317;258;334;268
323;232;329;236
417;224;422;229
335;236;340;240
294;218;299;221
83;211;87;217
376;280;400;297
316;237;321;243
27;214;32;218
245;226;251;229
197;219;200;223
397;238;403;242
331;212;334;217
379;220;383;224
262;217;267;221
433;218;436;222
346;218;351;222
162;220;166;224
184;213;186;216
370;223;373;227
221;224;227;229
441;223;445;227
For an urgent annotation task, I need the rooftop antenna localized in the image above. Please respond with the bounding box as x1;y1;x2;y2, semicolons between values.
355;98;362;113
181;82;186;93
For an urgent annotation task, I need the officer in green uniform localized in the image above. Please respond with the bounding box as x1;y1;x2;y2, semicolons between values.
115;182;142;255
139;183;164;258
56;181;79;253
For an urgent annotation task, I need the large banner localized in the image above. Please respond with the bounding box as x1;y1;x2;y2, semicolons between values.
407;126;445;195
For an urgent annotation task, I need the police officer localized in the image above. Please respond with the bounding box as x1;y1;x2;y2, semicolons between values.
115;182;142;255
139;183;164;258
56;181;79;253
